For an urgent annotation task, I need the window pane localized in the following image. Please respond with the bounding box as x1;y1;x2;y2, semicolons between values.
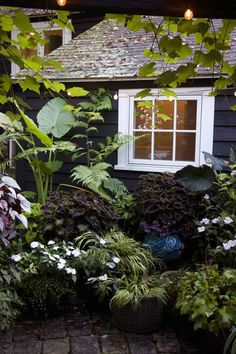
154;132;173;160
44;30;63;55
177;100;197;130
134;101;152;129
134;132;151;159
155;100;174;129
176;133;196;161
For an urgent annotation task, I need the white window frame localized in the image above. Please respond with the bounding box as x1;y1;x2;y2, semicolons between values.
11;21;72;75
115;88;215;173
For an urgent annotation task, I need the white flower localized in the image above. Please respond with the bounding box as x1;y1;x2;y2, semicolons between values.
223;216;233;224
106;262;115;269
66;250;72;256
203;194;209;200
48;240;55;245
198;226;205;233
30;241;40;249
201;218;210;225
98;274;108;281
99;238;107;245
58;258;66;264
212;217;221;224
72;249;81;257
57;262;65;270
54;255;60;259
65;267;76;275
231;170;236;177
53;246;59;250
223;242;231;250
11;254;21;262
112;257;120;264
223;239;236;251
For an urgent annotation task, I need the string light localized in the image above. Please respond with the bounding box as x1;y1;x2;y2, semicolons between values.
57;0;67;6
234;91;236;97
184;8;193;20
113;93;118;100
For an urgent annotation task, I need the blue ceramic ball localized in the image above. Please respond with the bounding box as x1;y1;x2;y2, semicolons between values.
143;234;184;262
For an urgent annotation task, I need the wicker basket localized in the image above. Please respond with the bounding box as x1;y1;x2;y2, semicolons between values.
111;296;164;333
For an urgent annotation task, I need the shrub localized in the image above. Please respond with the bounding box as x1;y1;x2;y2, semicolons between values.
176;265;236;335
133;173;205;239
42;190;119;241
20;273;75;318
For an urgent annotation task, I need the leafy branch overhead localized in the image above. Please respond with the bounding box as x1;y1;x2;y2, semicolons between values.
107;14;236;105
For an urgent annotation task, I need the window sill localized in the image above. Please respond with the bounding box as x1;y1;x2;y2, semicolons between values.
114;163;197;173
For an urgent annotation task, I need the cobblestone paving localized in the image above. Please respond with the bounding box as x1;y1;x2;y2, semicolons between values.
0;307;209;354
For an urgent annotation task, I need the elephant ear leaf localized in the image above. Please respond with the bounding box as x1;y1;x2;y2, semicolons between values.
175;164;216;192
203;151;229;171
37;97;75;138
16;102;52;148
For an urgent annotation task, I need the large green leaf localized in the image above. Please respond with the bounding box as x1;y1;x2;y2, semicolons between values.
37;97;75;138
175;165;216;192
16;103;52;148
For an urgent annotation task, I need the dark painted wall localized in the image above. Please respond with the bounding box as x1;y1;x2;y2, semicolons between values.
15;82;236;193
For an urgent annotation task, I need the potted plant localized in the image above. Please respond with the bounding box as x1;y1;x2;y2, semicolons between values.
109;273;166;333
76;229;166;333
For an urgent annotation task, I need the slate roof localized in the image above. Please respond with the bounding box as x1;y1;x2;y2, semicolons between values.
28;19;236;81
0;7;54;17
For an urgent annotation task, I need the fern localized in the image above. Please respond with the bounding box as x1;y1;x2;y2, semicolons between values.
71;163;112;200
103;178;128;198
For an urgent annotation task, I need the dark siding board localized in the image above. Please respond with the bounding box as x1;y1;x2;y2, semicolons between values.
214;95;236;111
214;111;236;126
214;126;236;141
213;142;234;158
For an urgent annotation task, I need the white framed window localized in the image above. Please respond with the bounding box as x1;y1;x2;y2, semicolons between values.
116;88;215;173
11;21;72;75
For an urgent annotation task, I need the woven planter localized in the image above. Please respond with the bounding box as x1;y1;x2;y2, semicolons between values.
111;296;164;333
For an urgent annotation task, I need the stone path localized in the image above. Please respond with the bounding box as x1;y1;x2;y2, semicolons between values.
0;307;210;354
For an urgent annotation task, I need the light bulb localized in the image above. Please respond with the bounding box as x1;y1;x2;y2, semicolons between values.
113;93;118;100
57;0;67;6
184;8;193;20
234;91;236;97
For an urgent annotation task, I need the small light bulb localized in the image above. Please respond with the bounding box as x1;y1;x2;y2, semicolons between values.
29;32;35;36
57;0;67;6
234;91;236;97
113;93;118;100
184;8;193;20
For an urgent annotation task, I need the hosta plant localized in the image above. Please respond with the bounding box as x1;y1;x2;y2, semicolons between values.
0;175;31;245
176;265;236;335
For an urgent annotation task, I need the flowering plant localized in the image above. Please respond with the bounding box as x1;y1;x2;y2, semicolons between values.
10;240;82;282
0;175;31;245
195;165;236;266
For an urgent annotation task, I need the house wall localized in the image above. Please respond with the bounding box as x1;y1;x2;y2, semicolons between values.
15;81;236;193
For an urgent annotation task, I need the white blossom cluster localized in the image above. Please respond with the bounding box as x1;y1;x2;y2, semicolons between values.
10;240;83;281
197;216;234;233
223;237;236;251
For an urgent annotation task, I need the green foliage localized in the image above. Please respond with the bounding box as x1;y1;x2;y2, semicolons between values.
22;203;44;244
20;273;75;318
75;229;163;304
110;274;166;309
0;246;22;330
175;165;216;192
37;97;75;138
176;266;236;334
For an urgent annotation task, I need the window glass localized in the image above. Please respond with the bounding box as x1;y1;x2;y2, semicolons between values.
134;101;152;130
133;132;151;159
176;133;196;161
155;100;174;129
44;29;63;55
177;100;197;130
154;132;173;160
